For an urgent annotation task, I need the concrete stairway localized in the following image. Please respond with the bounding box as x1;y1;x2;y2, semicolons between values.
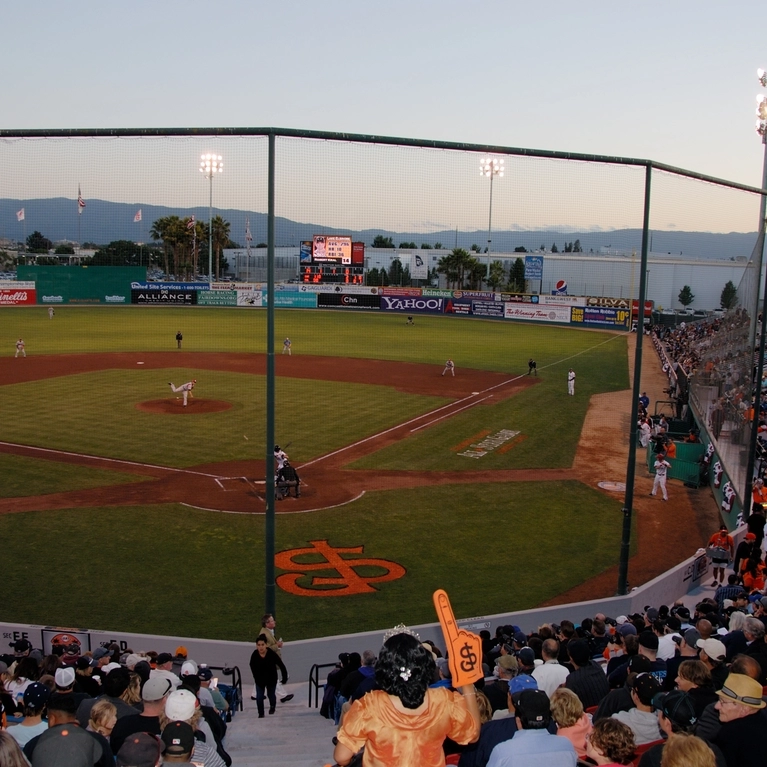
224;681;339;767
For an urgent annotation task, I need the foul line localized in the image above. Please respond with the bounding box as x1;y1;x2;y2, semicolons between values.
410;395;494;432
0;440;225;479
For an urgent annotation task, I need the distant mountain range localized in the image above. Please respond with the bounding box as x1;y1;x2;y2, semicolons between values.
0;198;759;260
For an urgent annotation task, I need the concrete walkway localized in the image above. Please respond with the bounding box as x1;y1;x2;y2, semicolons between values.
224;681;337;767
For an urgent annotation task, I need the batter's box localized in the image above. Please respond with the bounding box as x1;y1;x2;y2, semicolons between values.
215;476;255;492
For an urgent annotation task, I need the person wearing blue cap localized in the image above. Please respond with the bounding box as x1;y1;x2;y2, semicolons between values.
8;683;50;747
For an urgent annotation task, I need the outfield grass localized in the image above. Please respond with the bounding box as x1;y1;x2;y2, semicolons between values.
0;481;629;641
0;306;634;640
0;454;143;498
0;370;447;466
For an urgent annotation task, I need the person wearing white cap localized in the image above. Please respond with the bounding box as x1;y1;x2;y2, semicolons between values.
696;638;728;690
163;689;224;767
110;676;173;754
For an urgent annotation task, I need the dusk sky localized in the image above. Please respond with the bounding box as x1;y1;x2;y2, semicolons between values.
2;1;766;235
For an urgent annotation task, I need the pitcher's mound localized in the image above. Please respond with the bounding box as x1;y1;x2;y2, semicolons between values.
137;399;232;414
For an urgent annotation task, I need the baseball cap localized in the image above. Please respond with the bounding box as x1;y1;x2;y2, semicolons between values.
618;623;637;637
198;667;213;682
496;655;518;672
745;532;756;541
102;662;122;674
681;628;701;648
92;647;110;660
652;690;698;730
436;658;452;679
639;631;659;651
509;674;538;695
156;652;174;665
645;608;659;622
165;688;197;721
515;688;550;723
161;721;196;756
632;673;661;705
615;615;628;625
513;631;527;646
175;646;188;658
24;681;51;709
33;724;102;767
13;638;32;654
518;647;536;667
627;655;652;674
675;607;691;621
717;673;767;710
142;676;173;702
180;660;198;676
116;733;165;767
55;667;76;688
696;638;726;662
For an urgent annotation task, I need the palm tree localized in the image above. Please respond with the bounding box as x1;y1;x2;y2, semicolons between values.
437;252;460;288
211;216;231;280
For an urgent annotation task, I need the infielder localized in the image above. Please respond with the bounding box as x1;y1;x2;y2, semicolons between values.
651;455;671;501
567;368;576;395
528;358;537;376
442;359;455;377
15;338;26;358
282;338;292;355
169;379;196;407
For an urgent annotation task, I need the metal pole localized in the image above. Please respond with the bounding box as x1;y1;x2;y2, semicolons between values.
744;134;767;495
208;173;213;286
487;171;494;255
265;132;276;616
618;162;653;595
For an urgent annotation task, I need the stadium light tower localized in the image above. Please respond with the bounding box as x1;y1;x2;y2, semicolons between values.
745;69;767;492
200;153;223;286
480;157;504;255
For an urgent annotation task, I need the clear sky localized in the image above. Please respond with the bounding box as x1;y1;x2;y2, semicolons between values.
2;0;766;235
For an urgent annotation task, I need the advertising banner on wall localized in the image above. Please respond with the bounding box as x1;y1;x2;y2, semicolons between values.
443;299;472;315
524;255;544;280
539;295;586;306
237;289;266;307
317;293;380;310
0;287;36;305
570;306;631;328
410;253;429;280
198;290;237;306
421;288;454;298
504;304;572;323
380;295;444;314
274;292;317;308
131;289;197;305
499;293;539;303
131;282;209;291
471;300;506;318
379;287;422;297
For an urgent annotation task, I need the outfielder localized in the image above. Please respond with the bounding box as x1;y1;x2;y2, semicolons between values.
567;368;576;395
651;455;671;501
442;359;455;377
15;338;26;358
282;338;292;355
169;379;196;407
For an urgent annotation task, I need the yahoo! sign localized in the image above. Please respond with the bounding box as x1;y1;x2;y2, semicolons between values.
380;296;444;313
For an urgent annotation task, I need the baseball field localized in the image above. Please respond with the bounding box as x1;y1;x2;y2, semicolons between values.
0;305;670;641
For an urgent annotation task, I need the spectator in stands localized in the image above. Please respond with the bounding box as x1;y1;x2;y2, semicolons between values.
722;612;748;662
485;689;576;767
532;639;569;697
334;631;481;767
257;613;294;704
30;713;104;767
712;673;767;767
611;673;662;745
585;718;636;767
161;721;197;765
714;575;745;611
0;730;28;767
109;676;171;754
708;526;735;588
597;656;653;721
637;690;705;767
695;639;728;691
657;735;717;767
8;682;50;747
550;688;591;759
664;628;700;691
149;653;180;689
564;639;610;710
733;533;758;579
87;699;117;740
741;556;766;592
742;617;767;684
75;657;101;698
198;668;228;716
674;660;717;719
338;650;377;702
76;667;138;728
6;656;39;709
160;689;225;767
484;656;518;714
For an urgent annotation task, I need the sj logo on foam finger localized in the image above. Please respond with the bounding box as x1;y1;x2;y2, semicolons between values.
433;589;483;687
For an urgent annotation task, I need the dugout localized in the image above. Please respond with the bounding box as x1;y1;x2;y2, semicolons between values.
17;265;144;304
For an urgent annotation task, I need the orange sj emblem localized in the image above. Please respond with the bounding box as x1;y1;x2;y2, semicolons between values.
275;540;406;597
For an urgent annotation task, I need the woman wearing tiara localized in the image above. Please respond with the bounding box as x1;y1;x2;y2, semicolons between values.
333;628;481;767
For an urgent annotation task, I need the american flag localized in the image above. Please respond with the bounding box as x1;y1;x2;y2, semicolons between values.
187;215;196;230
134;209;142;223
77;184;86;214
16;208;25;222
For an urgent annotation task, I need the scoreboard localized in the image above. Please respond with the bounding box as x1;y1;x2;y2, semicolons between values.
302;265;364;284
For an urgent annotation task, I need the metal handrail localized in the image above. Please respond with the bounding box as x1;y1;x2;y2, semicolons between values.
308;662;340;708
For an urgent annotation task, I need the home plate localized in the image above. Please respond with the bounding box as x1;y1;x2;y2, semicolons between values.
137;362;144;365
472;391;479;395
598;481;626;492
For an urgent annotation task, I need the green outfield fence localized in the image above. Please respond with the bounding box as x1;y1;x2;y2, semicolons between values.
1;127;765;598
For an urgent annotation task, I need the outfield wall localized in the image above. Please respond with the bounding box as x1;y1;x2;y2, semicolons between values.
0;529;742;685
1;274;637;330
